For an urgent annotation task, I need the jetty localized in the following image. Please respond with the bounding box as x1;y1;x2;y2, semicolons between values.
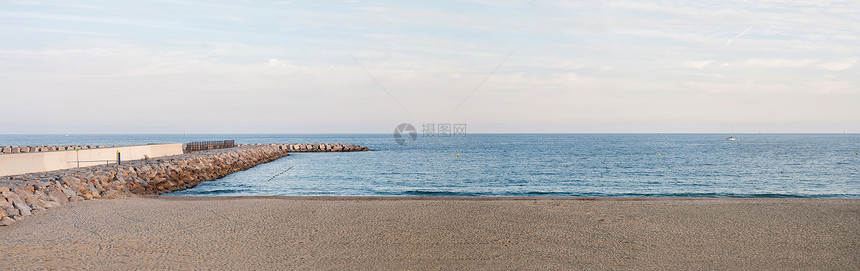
0;142;371;225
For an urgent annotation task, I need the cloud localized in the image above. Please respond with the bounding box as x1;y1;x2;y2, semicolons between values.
726;27;753;46
806;81;856;94
680;60;714;69
815;58;859;71
741;58;859;70
363;33;398;39
8;27;110;36
5;0;119;12
354;6;397;12
0;11;226;34
267;58;286;67
743;58;817;68
2;0;859;133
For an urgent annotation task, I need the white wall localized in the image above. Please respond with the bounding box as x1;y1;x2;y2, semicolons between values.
0;144;183;176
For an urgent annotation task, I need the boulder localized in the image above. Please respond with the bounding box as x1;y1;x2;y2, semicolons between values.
3;206;19;217
43;200;62;208
13;202;31;216
26;198;49;209
29;204;46;213
46;188;69;203
0;216;14;226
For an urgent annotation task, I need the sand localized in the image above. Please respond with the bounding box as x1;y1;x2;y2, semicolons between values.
1;196;858;270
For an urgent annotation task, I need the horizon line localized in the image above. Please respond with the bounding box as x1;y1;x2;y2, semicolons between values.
1;132;857;135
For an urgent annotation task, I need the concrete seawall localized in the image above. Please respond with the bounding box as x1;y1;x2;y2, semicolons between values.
1;145;114;154
0;144;184;176
0;143;370;225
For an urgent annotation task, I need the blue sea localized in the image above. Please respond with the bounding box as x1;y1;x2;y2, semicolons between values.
2;134;859;198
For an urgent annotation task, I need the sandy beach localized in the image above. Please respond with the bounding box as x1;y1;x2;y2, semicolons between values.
1;197;858;270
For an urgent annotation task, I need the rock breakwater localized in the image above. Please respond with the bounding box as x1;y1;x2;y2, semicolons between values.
241;143;370;152
0;145;113;154
0;143;370;225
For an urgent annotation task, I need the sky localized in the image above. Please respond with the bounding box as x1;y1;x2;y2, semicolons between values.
1;0;858;134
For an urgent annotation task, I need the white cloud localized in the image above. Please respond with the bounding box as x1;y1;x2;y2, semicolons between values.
2;0;859;132
807;81;856;94
267;58;285;67
680;60;714;69
726;27;753;46
743;58;817;68
815;58;859;71
741;58;859;71
363;33;398;39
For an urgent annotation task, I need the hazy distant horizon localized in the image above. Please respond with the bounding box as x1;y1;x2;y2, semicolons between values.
2;0;857;134
2;121;859;134
1;130;858;135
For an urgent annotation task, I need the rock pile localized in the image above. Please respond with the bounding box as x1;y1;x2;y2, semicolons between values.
0;143;371;225
242;143;371;152
0;145;113;154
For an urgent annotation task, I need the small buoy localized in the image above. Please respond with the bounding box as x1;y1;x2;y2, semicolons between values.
457;154;460;157
657;153;661;156
856;152;859;155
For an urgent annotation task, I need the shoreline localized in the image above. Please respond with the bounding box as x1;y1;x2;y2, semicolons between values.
155;195;860;201
2;196;857;269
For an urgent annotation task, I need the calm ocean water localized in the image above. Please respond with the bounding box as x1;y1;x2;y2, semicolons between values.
2;134;859;198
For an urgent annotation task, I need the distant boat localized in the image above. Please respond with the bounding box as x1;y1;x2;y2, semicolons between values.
726;123;736;141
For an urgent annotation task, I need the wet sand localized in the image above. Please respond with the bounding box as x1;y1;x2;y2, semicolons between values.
1;197;858;270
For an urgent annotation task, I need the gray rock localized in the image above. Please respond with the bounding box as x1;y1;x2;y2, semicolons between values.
3;207;19;216
43;200;62;208
28;198;49;209
46;188;69;203
101;190;117;198
13;202;31;216
60;188;77;197
0;216;14;226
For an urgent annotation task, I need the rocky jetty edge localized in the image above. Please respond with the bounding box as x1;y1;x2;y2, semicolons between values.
0;143;370;226
1;145;115;154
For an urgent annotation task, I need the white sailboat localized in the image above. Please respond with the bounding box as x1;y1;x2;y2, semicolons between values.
726;123;736;141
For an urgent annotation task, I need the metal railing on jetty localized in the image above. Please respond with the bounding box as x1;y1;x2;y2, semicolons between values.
184;140;236;153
